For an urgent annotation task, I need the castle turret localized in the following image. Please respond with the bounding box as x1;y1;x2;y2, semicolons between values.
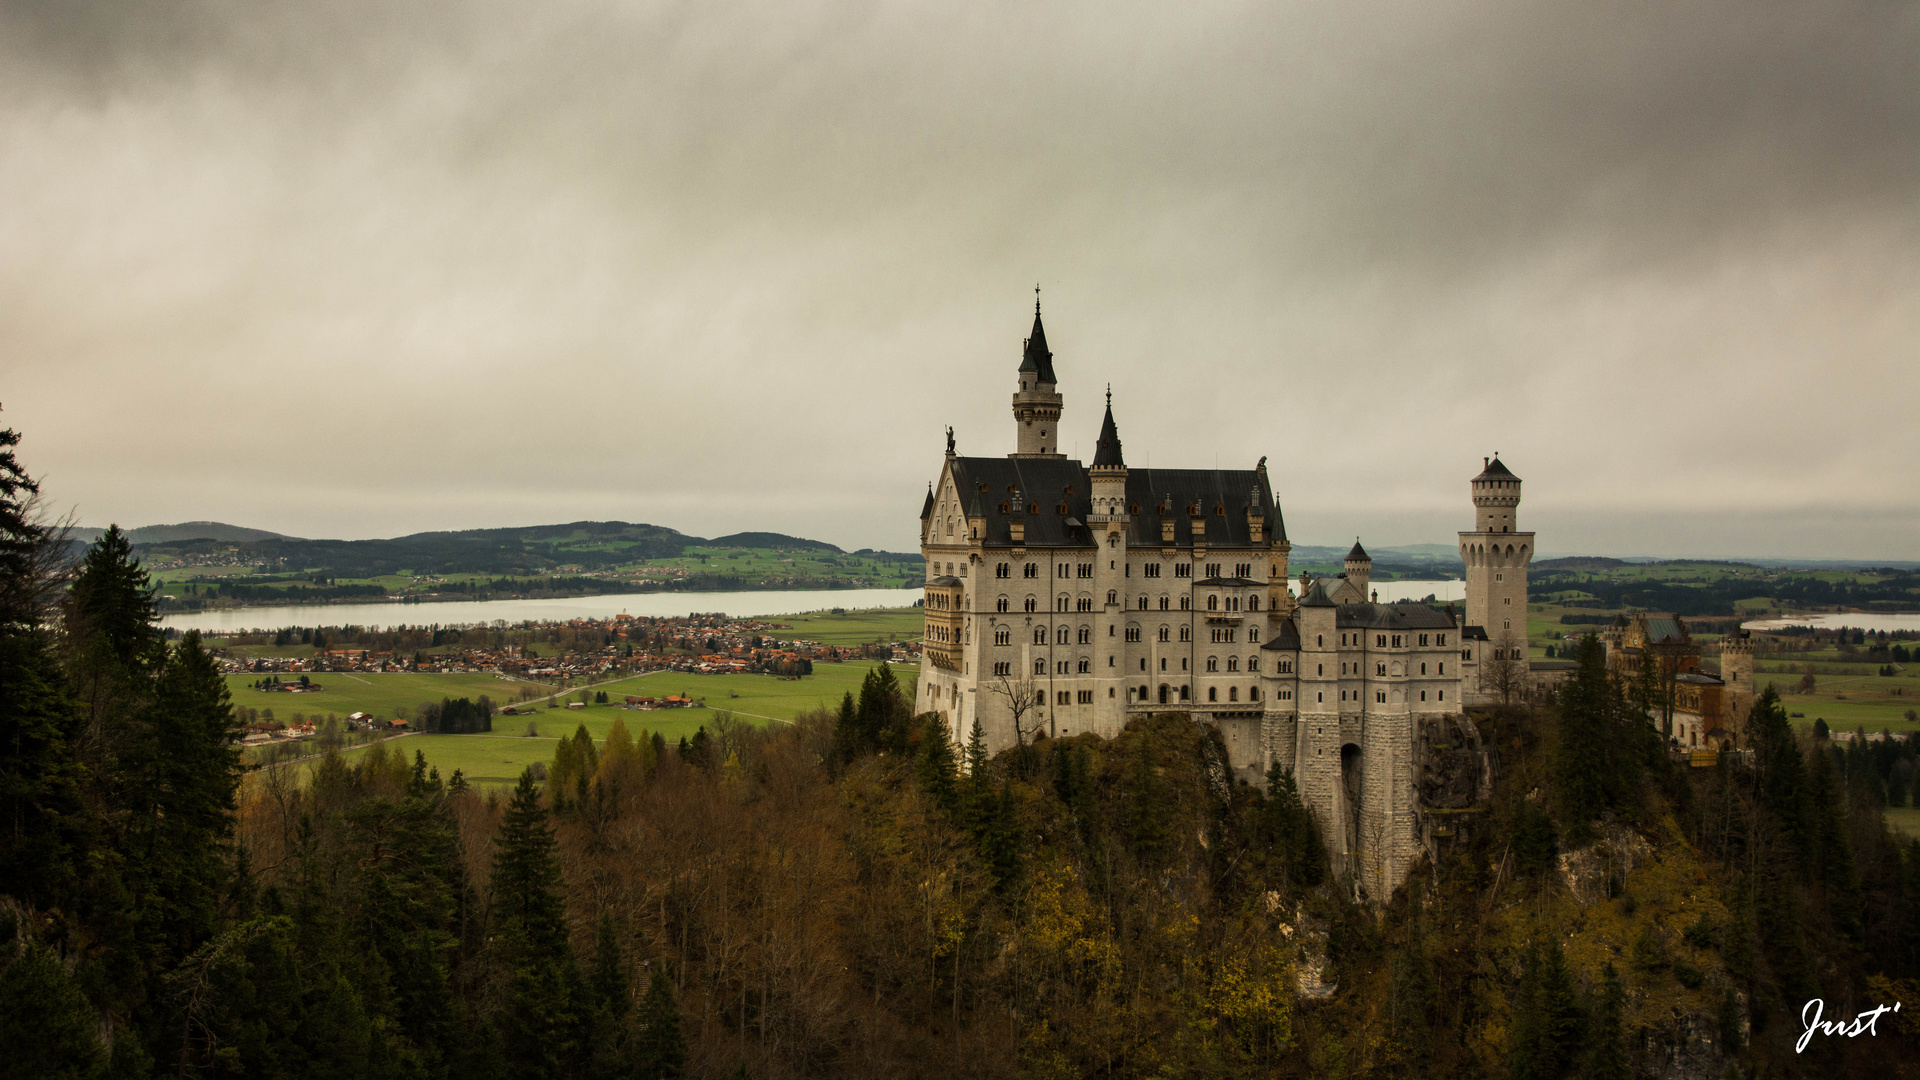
1011;299;1064;458
1459;455;1534;643
1345;539;1371;599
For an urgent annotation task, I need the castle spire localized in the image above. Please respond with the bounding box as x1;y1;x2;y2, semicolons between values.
1018;299;1057;384
1091;387;1124;468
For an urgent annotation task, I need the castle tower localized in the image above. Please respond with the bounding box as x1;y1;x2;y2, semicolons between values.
1719;629;1756;735
1345;539;1372;600
1011;299;1064;458
1459;456;1533;640
1088;390;1130;731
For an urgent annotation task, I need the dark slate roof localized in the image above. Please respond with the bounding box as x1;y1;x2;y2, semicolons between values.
1091;398;1124;468
1474;456;1519;482
967;490;985;517
1018;306;1058;384
1333;602;1458;631
1676;672;1723;685
1196;576;1266;588
920;485;934;520
1530;661;1577;672
1346;540;1370;562
929;575;962;586
1645;617;1688;645
1462;625;1490;641
1262;618;1303;651
1298;579;1335;607
944;456;1283;550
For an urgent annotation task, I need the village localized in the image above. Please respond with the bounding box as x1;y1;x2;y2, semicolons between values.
214;611;920;683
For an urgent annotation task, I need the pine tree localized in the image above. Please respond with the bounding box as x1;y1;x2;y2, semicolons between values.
1555;636;1622;840
64;525;162;672
633;962;687;1080
1583;962;1630;1080
490;768;587;1078
0;939;105;1079
831;691;860;766
1507;939;1581;1080
915;712;959;814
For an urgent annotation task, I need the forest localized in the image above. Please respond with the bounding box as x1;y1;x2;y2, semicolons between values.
7;420;1920;1079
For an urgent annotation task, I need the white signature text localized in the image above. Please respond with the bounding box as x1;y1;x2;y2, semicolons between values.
1798;999;1902;1054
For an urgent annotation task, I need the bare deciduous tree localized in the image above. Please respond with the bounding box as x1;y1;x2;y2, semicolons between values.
1483;633;1529;706
983;671;1044;776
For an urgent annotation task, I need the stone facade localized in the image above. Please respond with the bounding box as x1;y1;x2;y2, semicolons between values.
917;303;1507;900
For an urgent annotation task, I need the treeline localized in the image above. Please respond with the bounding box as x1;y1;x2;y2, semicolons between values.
1537;568;1920;616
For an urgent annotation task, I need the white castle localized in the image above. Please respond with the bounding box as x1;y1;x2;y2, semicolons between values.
916;302;1526;898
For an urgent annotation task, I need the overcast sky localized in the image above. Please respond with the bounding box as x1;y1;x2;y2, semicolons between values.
3;0;1914;558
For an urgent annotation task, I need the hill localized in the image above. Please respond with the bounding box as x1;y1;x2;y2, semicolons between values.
706;530;841;552
71;521;300;545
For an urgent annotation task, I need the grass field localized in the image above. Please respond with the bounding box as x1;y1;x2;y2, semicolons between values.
226;671;545;722
761;607;922;645
333;660;918;786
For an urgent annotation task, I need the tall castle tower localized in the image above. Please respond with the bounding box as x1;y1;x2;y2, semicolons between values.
1011;299;1064;458
1459;456;1532;639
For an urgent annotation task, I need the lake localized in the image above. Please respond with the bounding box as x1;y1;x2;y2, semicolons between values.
1742;613;1920;633
158;576;1468;633
160;587;926;633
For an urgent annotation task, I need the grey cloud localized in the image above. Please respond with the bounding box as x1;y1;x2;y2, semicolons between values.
1;0;1913;556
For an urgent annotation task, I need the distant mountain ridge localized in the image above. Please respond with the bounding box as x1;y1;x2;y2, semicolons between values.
78;520;907;580
69;521;300;545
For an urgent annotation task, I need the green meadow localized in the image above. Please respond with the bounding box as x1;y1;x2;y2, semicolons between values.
225;671;540;722
331;660;919;786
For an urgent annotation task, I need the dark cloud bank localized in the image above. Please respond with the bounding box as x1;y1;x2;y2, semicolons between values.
2;0;1914;557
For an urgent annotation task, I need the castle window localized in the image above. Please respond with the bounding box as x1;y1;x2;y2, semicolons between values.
996;596;1009;612
1208;687;1218;701
1025;596;1037;613
1420;690;1427;701
1179;626;1191;642
1392;635;1401;647
1033;627;1046;645
1057;626;1070;644
1437;634;1447;647
1158;626;1170;642
1159;595;1170;610
1077;597;1092;612
1249;627;1260;643
1249;595;1260;611
1036;690;1046;705
1107;590;1118;605
1249;656;1260;672
1180;596;1191;610
1420;662;1426;675
1034;658;1046;674
1077;627;1091;645
1139;596;1149;610
1376;634;1386;648
994;629;1011;646
1205;564;1221;577
1207;656;1218;672
1079;564;1093;579
1057;661;1070;674
1281;661;1292;673
1024;563;1038;578
1376;691;1386;703
1214;505;1225;516
1229;686;1238;702
1438;690;1444;701
1057;691;1070;705
996;563;1009;578
1376;662;1386;676
1438;662;1445;674
1125;626;1141;643
1227;656;1240;672
1316;637;1323;648
1175;563;1191;578
1145;563;1161;578
1057;595;1069;612
1207;595;1219;611
1418;633;1428;646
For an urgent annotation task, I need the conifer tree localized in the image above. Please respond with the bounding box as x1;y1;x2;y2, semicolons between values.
831;690;860;766
1507;939;1581;1080
490;768;587;1077
1123;732;1170;863
915;712;959;814
1583;962;1630;1080
634;962;687;1080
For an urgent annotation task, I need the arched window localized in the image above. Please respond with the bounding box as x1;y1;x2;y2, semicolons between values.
1207;656;1219;672
1024;596;1037;613
1158;625;1170;642
1208;686;1218;702
1033;658;1045;675
1179;686;1190;701
1179;626;1192;642
1077;658;1090;673
1077;626;1091;645
1032;627;1045;645
1056;595;1069;612
1106;590;1117;606
1207;594;1219;611
1227;656;1240;672
1249;595;1260;611
1056;626;1070;645
1180;596;1191;610
996;596;1008;612
1159;595;1170;610
1139;595;1149;610
1228;686;1238;702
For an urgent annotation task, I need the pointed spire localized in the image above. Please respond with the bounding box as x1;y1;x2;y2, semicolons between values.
1018;294;1057;384
920;483;934;520
1347;537;1370;563
1091;388;1124;468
